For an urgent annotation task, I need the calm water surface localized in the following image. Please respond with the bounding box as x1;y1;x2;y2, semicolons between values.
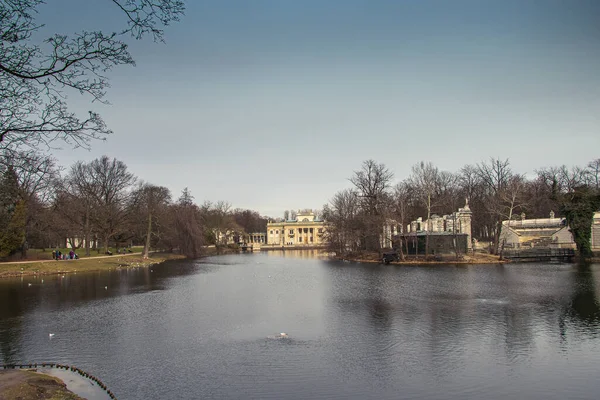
2;251;600;399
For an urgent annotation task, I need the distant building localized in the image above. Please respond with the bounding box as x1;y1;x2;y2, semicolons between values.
592;212;600;251
499;211;575;249
266;209;325;247
393;200;473;255
247;233;266;244
405;199;473;250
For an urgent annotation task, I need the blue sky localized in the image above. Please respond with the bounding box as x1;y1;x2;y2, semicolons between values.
42;0;600;217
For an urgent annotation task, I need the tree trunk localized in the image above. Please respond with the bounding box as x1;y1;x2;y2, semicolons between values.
398;237;405;261
143;213;152;259
84;205;91;257
414;233;419;258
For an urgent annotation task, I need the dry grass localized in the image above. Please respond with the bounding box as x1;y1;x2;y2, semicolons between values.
0;370;84;400
0;252;185;278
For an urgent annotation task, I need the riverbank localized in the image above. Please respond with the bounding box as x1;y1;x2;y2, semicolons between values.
0;252;186;278
0;370;84;400
337;251;506;265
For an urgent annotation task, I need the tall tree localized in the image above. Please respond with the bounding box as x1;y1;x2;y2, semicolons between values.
172;188;204;258
0;150;60;255
476;158;520;254
322;189;360;256
408;161;439;258
0;166;23;257
131;183;171;259
232;209;267;234
350;159;394;251
392;181;414;260
87;156;136;253
560;186;600;258
0;0;185;153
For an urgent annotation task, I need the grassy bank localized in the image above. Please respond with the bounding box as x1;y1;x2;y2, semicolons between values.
0;370;84;400
4;246;145;262
0;252;185;278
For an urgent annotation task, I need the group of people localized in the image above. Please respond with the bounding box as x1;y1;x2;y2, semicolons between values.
52;249;78;260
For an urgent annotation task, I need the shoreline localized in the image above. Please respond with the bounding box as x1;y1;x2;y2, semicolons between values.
0;252;186;279
0;246;243;279
333;252;508;265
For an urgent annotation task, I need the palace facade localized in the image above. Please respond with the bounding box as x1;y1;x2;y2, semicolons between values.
266;209;325;247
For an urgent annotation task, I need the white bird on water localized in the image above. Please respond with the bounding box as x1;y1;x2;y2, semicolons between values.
104;286;108;290
49;333;55;338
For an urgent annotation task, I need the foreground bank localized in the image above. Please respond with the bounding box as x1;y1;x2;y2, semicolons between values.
0;370;84;400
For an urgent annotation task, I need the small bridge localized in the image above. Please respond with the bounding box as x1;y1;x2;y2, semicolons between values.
503;248;576;262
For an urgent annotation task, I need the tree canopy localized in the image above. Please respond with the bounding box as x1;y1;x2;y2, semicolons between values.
0;0;184;153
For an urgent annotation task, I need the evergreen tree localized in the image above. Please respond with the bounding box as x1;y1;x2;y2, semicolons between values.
560;186;600;259
0;167;25;257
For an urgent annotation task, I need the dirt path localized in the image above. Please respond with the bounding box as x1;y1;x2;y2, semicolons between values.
0;370;84;400
0;252;141;265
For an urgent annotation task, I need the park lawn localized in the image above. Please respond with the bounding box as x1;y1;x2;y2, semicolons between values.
24;246;145;260
0;252;185;278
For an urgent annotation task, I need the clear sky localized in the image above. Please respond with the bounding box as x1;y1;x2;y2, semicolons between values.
42;0;600;218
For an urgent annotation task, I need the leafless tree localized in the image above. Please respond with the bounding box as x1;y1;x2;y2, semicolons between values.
392;181;414;260
497;174;527;258
350;159;394;215
59;160;99;255
131;183;171;258
322;189;360;256
585;159;600;190
476;158;529;254
313;209;322;221
201;201;239;249
86;156;136;253
0;0;184;153
231;209;267;235
349;160;394;251
408;161;439;258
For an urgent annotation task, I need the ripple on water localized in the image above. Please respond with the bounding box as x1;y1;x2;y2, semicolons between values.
3;256;600;400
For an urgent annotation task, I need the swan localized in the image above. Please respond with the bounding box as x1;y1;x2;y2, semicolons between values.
49;333;55;337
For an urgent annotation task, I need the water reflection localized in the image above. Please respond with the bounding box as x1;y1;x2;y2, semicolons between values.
564;264;600;332
1;254;600;400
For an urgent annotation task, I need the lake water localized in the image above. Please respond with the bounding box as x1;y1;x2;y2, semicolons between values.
1;251;600;399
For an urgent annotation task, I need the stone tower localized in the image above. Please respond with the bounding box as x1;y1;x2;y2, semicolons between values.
457;198;473;250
